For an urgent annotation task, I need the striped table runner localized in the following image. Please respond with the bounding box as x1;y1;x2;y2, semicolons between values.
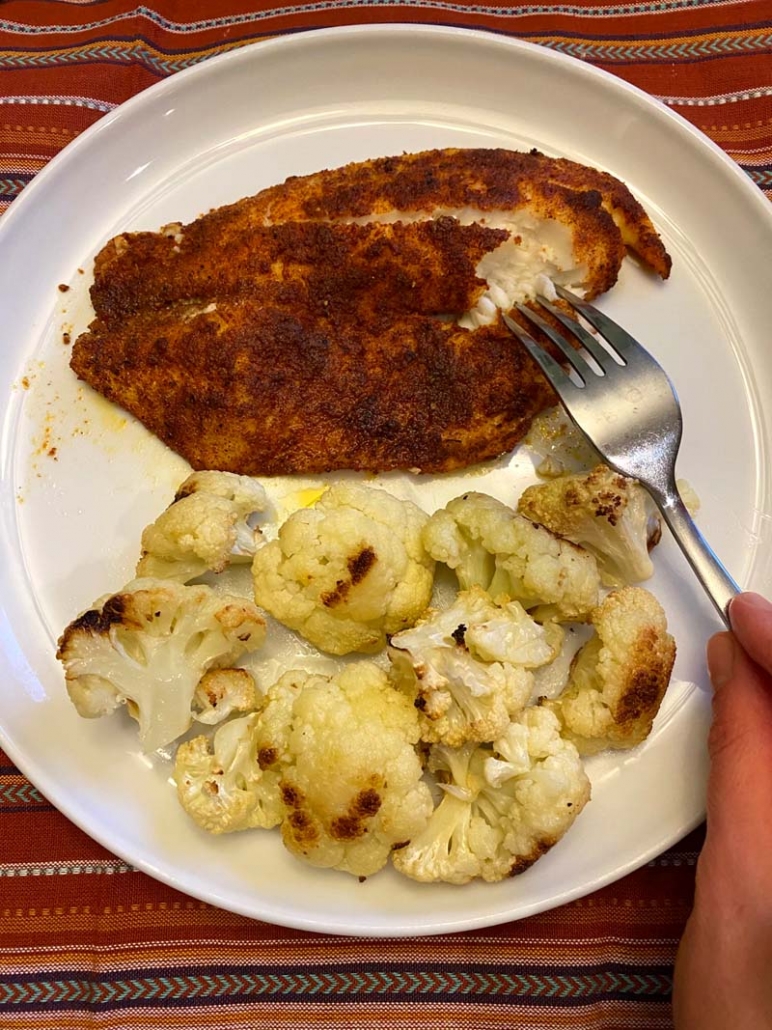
1;1;769;1027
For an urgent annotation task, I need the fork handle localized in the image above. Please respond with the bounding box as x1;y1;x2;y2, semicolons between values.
657;488;740;627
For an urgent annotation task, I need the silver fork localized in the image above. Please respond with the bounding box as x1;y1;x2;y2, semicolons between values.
502;285;739;625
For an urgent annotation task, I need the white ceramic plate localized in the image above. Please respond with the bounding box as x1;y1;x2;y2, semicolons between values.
2;24;772;937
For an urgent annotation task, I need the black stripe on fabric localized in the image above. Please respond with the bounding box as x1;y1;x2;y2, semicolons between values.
0;964;675;1010
0;32;769;83
0;805;56;814
1;19;769;54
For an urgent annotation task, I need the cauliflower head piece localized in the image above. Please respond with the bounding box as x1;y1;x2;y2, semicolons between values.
546;586;676;755
389;586;560;746
174;712;283;834
253;662;433;878
524;405;600;478
137;470;269;582
517;464;662;586
392;707;590;884
193;667;258;726
56;577;266;751
252;481;435;655
423;491;600;620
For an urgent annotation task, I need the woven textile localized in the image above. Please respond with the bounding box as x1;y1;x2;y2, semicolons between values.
1;1;770;1027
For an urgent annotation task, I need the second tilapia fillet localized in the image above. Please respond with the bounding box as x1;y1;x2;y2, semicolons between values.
171;146;671;284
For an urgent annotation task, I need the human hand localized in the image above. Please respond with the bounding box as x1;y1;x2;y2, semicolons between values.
673;593;772;1029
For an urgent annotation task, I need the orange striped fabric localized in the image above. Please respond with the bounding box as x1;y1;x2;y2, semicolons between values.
0;1;768;1026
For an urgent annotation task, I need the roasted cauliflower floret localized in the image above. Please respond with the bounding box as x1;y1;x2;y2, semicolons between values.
517;464;662;586
526;409;700;518
174;712;283;834
422;491;600;620
250;662;433;878
392;707;590;884
137;470;269;582
252;481;435;655
192;667;258;725
389;586;559;746
546;586;676;755
56;577;266;751
524;405;600;477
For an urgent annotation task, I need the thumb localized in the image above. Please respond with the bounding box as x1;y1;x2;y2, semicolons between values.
727;592;772;674
703;629;772;870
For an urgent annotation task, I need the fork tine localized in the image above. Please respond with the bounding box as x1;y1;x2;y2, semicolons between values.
554;285;639;362
535;295;622;371
513;304;594;383
500;312;575;388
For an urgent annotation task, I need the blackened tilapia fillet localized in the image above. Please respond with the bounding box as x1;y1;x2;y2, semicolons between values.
90;217;508;325
71;292;555;476
187;147;671;288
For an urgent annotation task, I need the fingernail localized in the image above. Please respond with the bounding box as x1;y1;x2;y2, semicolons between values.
707;632;737;690
735;592;772;613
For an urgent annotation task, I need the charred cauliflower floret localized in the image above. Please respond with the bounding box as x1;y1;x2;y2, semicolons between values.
422;491;600;620
192;667;258;725
526;410;700;517
252;481;435;655
517;464;662;586
137;470;269;582
524;405;600;478
249;662;433;878
392;707;590;885
389;586;559;746
56;578;266;751
546;586;676;755
174;712;283;834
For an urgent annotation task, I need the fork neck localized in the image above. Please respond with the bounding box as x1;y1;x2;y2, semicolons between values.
655;484;739;626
